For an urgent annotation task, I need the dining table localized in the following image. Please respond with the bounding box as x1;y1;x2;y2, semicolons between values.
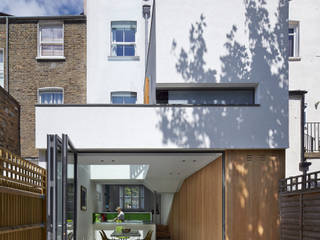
111;230;141;239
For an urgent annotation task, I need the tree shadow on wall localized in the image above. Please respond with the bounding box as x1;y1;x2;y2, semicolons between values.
160;0;288;238
157;0;288;150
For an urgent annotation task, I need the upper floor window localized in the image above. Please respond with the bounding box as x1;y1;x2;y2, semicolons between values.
156;89;255;105
289;21;299;58
38;22;64;58
111;91;137;104
111;21;136;57
38;87;63;104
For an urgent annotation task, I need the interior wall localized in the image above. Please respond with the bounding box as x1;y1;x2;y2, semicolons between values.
168;157;222;240
225;150;285;240
77;164;94;240
160;193;174;225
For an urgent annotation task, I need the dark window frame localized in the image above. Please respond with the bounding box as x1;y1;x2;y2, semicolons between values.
156;87;256;105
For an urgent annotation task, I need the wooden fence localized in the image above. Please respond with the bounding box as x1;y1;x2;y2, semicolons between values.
0;148;46;240
279;171;320;240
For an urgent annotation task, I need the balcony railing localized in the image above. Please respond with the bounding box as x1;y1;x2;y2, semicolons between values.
304;122;320;153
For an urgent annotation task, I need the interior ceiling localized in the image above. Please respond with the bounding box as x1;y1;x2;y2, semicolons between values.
78;152;222;192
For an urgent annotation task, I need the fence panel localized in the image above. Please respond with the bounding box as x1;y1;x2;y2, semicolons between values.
0;148;46;240
280;171;320;240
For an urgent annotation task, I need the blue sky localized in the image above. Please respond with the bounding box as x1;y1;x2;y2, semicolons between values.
0;0;83;16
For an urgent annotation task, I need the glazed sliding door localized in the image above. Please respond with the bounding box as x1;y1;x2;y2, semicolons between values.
47;134;78;240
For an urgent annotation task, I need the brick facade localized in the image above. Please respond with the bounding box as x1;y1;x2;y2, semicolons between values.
0;86;20;155
6;18;86;158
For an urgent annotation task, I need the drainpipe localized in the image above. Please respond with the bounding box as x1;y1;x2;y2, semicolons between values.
5;16;9;92
298;92;311;176
143;4;151;66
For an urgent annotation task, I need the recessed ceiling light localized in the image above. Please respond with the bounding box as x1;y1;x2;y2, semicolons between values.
111;160;115;162
100;160;104;162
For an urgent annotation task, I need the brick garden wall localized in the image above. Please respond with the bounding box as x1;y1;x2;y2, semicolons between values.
8;20;86;158
0;86;20;155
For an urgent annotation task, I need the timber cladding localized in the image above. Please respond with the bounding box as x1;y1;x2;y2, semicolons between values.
225;150;285;240
8;21;86;158
169;156;223;240
168;150;285;240
0;87;20;155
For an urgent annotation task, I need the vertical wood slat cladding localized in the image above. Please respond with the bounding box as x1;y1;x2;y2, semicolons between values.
169;156;222;240
225;150;285;240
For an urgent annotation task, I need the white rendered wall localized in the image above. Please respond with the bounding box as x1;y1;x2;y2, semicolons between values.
86;0;151;103
77;165;93;240
289;0;320;122
286;97;302;177
288;0;320;174
36;105;288;149
160;193;174;225
145;0;289;146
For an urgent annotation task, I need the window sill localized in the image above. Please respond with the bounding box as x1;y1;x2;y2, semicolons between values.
108;56;140;61
36;56;66;61
289;57;301;62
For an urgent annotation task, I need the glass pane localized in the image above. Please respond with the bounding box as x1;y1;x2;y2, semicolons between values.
53;92;63;104
41;44;63;57
40;92;63;104
114;29;123;42
288;28;294;34
124;96;137;104
124;45;135;56
124;186;132;197
0;50;3;63
66;152;75;239
53;45;64;56
131;186;139;197
288;35;294;57
167;90;254;105
40;93;53;104
56;146;63;240
41;45;54;56
124;29;135;42
116;45;124;56
141;197;144;209
132;197;139;209
111;96;124;104
124;197;131;209
41;25;63;42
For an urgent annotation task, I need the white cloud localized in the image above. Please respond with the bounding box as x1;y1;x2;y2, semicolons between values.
0;0;83;16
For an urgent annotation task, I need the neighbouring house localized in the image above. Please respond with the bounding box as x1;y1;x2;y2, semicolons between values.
0;15;86;164
286;0;320;177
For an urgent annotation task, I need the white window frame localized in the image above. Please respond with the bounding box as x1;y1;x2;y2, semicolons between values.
37;21;65;60
110;21;137;57
111;91;137;104
0;48;4;88
38;87;64;104
289;21;300;60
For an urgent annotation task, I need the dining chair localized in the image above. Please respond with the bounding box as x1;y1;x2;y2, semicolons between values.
141;230;153;240
99;230;112;240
